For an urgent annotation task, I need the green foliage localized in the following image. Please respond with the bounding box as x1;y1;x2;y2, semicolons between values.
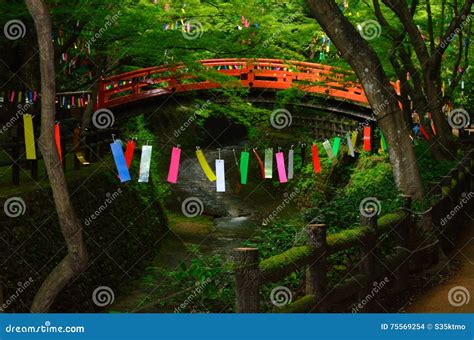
143;246;234;312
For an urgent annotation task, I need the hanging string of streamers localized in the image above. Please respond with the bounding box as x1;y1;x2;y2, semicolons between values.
0;91;91;109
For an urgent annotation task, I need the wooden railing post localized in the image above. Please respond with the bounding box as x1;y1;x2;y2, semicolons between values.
394;195;412;293
306;224;327;311
358;209;377;311
234;248;260;313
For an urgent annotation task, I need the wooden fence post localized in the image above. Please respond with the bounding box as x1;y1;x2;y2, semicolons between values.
306;223;327;311
11;126;21;186
393;195;412;293
358;208;377;312
235;248;260;313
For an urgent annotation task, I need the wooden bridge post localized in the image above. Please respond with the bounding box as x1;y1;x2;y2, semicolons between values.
234;248;260;313
306;223;327;312
358;209;377;312
393;195;412;293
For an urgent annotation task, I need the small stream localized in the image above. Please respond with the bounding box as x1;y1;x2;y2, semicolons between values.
165;145;266;257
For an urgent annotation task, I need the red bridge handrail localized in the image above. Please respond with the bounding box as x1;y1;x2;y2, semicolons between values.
97;58;400;110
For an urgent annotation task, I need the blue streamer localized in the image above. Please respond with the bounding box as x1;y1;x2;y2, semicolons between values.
110;141;131;182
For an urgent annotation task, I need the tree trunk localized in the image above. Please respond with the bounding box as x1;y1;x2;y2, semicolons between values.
306;0;424;199
25;0;88;312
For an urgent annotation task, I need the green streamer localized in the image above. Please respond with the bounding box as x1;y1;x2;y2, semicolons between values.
264;148;273;179
332;137;341;157
380;131;387;152
240;151;250;184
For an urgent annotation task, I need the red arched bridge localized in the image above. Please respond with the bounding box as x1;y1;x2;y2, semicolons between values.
97;58;400;118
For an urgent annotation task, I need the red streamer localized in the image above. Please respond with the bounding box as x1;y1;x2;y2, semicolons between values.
252;149;265;179
363;126;371;151
54;123;62;162
124;140;136;168
311;144;321;173
419;125;430;140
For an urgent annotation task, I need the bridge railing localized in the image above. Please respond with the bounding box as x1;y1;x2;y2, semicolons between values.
97;59;382;109
234;151;473;312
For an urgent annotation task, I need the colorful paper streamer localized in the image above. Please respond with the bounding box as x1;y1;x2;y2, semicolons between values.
363;126;371;151
167;147;181;183
240;151;249;184
323;140;337;165
380;131;387;152
287;149;294;180
23;114;36;160
73;128;90;165
264;148;273;179
138;145;152;183
215;159;226;192
111;140;131;183
349;131;358;155
252;149;265;179
332;137;341;156
124;140;136;168
419;124;430;140
346;132;355;157
196;149;216;181
275;151;287;183
54;123;62;162
311;144;321;173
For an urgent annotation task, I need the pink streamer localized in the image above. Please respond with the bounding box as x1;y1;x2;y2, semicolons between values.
10;91;15;103
276;151;287;183
33;91;37;102
167;147;181;183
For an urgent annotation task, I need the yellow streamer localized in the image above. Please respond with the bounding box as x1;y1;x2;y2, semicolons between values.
23;114;36;160
196;149;216;181
348;131;358;155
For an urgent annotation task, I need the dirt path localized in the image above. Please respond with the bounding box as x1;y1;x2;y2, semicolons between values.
406;222;474;313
